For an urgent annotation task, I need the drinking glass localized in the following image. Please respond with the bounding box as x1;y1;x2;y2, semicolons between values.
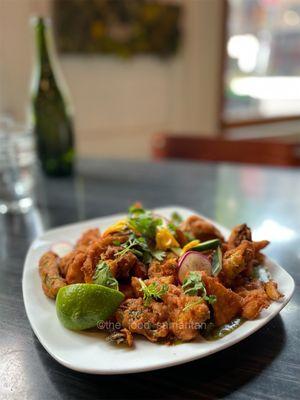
0;117;36;213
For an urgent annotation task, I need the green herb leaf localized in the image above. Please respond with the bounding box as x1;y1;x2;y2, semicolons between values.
170;212;183;226
128;205;145;216
182;271;217;304
182;271;204;296
115;234;145;258
151;249;166;261
212;246;222;276
204;294;217;304
128;208;162;240
116;233;164;264
139;279;168;306
168;212;183;235
93;261;119;290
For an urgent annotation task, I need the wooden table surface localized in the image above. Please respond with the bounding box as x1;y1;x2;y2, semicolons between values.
1;159;299;400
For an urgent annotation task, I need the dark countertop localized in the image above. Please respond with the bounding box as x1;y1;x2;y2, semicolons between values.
1;159;299;400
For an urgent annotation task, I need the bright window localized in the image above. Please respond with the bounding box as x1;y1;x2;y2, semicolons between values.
224;0;300;124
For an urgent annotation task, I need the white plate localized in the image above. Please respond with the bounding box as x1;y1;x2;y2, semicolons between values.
22;206;295;375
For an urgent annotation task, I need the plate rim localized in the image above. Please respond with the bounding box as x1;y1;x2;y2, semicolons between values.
22;205;295;374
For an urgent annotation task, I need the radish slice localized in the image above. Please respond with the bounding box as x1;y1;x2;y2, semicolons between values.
51;241;73;258
178;251;212;283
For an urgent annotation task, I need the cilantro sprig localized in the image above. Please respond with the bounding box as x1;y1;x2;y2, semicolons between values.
128;206;163;240
93;261;119;290
182;271;216;305
115;234;146;258
116;233;165;264
167;212;183;235
115;204;167;264
139;279;168;306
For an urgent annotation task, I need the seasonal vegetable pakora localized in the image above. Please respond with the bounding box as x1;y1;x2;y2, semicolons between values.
39;205;283;346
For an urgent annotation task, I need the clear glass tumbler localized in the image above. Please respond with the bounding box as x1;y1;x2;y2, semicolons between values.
0;117;37;214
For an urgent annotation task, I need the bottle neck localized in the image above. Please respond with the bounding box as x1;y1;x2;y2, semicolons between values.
33;17;54;80
30;16;74;116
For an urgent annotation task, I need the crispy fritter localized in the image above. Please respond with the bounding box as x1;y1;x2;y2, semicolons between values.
116;298;169;342
264;280;283;301
221;240;255;286
39;251;66;299
202;274;242;326
64;251;86;284
121;279;210;342
163;284;210;341
227;224;252;250
81;234;126;282
38;209;282;345
148;257;178;281
106;328;134;347
236;286;270;320
75;228;101;249
102;244;147;279
180;215;224;242
253;240;270;266
59;228;101;282
107;252;139;279
119;283;136;299
131;276;174;298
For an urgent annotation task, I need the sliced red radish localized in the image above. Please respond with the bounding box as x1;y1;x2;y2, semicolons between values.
178;251;212;283
51;241;73;258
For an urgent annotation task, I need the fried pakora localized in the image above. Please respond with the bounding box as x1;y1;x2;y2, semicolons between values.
38;205;283;346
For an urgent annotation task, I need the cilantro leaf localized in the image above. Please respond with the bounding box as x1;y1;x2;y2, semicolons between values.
168;212;183;234
139;279;168;306
93;261;119;290
182;271;203;296
182;271;217;304
115;234;145;258
170;212;183;226
115;233;165;264
128;207;162;240
151;249;166;261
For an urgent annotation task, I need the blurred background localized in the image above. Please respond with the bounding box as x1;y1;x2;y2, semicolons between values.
1;0;300;163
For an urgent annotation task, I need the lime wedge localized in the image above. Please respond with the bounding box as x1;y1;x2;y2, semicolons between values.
56;283;124;330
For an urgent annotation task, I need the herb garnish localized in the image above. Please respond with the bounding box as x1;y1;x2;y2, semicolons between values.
116;233;165;264
139;279;168;306
151;249;166;261
170;211;183;226
168;212;183;234
182;271;216;304
115;234;146;258
93;261;119;290
128;206;163;240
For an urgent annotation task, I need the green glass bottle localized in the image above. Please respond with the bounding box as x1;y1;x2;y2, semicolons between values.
30;17;75;176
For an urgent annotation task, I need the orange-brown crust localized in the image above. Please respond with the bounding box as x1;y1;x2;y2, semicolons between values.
180;215;224;242
202;274;242;326
39;251;66;299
